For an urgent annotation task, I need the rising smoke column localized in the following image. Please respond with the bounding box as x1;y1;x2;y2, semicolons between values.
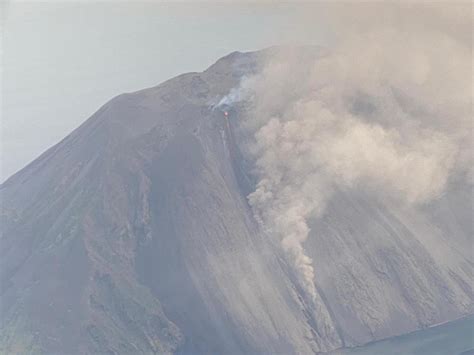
226;3;472;303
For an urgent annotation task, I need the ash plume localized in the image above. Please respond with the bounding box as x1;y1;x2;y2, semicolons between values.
232;3;472;302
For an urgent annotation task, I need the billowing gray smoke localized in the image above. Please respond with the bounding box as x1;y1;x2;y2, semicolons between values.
221;3;472;302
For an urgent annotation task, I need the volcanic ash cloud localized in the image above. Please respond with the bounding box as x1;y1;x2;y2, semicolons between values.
238;4;472;303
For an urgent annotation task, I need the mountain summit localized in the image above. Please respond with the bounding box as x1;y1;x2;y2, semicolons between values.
1;49;472;354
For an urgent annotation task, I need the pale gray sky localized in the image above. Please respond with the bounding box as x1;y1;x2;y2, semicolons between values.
1;1;328;182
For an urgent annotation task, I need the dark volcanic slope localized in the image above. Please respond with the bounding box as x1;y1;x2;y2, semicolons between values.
1;49;472;354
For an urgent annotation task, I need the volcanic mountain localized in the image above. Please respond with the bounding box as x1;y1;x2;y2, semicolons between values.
1;49;472;354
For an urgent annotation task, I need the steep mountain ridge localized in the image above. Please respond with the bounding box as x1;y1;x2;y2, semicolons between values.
1;48;472;354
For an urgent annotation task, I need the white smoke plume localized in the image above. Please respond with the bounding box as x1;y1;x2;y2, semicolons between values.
216;85;246;108
235;3;472;302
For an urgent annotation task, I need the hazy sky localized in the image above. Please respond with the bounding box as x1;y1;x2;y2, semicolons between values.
1;1;327;182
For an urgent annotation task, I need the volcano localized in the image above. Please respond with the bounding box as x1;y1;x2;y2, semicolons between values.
1;49;472;354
